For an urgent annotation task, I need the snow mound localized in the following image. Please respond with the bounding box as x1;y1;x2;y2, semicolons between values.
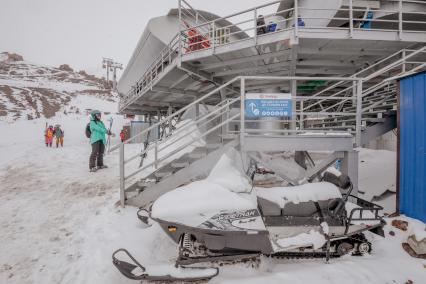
407;219;426;241
413;229;426;241
0;53;7;62
325;166;341;177
151;150;255;227
206;148;251;193
151;180;255;227
255;182;342;209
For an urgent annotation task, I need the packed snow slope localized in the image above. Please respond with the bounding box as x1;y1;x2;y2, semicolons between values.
0;108;425;283
0;52;115;122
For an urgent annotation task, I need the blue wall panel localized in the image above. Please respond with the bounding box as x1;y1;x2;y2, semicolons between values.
400;72;426;222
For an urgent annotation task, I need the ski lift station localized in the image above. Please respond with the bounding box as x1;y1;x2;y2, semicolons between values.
106;0;426;280
110;0;426;225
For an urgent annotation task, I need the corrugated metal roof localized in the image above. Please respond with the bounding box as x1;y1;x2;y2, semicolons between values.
399;71;426;222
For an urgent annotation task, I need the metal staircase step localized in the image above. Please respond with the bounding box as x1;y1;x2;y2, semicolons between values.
171;161;190;168
138;179;156;187
189;148;208;159
364;94;396;102
154;171;173;178
343;100;396;112
310;117;385;127
206;143;222;150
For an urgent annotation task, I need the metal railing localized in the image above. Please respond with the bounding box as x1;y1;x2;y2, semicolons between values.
303;46;426;113
113;74;369;207
119;34;180;111
119;0;426;112
179;0;426;53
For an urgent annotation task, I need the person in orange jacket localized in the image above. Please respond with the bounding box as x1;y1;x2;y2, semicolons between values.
45;125;54;147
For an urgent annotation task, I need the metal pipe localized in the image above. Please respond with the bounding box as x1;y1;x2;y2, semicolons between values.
240;77;245;150
154;141;158;169
291;79;297;131
294;0;299;40
253;8;257;45
399;0;403;39
349;0;354;37
355;80;363;147
119;143;125;207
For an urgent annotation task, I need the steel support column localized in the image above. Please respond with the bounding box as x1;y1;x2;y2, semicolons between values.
220;89;227;143
240;78;246;150
355;80;363;146
291;79;297;131
341;150;359;197
119;143;125;207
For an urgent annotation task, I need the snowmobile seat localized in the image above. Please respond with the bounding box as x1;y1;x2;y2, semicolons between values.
258;197;343;217
281;199;341;217
282;201;318;217
257;197;281;216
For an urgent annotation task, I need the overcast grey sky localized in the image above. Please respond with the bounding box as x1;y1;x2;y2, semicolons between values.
0;0;272;76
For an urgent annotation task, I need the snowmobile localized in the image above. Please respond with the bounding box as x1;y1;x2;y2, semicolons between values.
112;159;385;282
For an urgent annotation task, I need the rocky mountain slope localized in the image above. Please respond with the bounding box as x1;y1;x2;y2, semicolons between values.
0;52;116;122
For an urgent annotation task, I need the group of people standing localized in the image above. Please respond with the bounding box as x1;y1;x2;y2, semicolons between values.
44;125;64;148
43;110;116;173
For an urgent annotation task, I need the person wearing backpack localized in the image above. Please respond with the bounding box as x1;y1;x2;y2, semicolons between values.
88;110;110;172
53;125;64;147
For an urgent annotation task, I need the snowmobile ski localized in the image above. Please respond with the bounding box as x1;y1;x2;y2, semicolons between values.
112;249;219;282
137;208;152;227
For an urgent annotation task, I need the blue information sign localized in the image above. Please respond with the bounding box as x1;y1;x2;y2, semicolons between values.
245;93;292;118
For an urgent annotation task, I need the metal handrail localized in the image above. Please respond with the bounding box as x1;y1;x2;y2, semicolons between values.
122;98;239;165
124;112;241;181
110;76;239;152
119;34;180;110
303;46;426;112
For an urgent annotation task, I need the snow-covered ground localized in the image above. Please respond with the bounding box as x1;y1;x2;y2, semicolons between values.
0;105;425;283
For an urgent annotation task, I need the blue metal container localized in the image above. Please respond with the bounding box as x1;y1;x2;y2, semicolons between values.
399;71;426;222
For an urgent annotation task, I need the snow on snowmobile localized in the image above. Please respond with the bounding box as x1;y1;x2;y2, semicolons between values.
112;151;385;282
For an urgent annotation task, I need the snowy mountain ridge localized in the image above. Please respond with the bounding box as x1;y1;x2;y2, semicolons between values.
0;52;116;122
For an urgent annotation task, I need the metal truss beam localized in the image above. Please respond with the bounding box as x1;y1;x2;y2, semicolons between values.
199;49;291;71
296;151;345;182
247;152;299;186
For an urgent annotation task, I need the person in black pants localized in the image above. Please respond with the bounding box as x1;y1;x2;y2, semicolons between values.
88;110;110;172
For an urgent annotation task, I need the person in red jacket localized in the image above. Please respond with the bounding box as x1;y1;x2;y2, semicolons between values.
119;129;125;142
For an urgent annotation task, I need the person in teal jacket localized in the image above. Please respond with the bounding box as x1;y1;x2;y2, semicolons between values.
89;110;110;172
